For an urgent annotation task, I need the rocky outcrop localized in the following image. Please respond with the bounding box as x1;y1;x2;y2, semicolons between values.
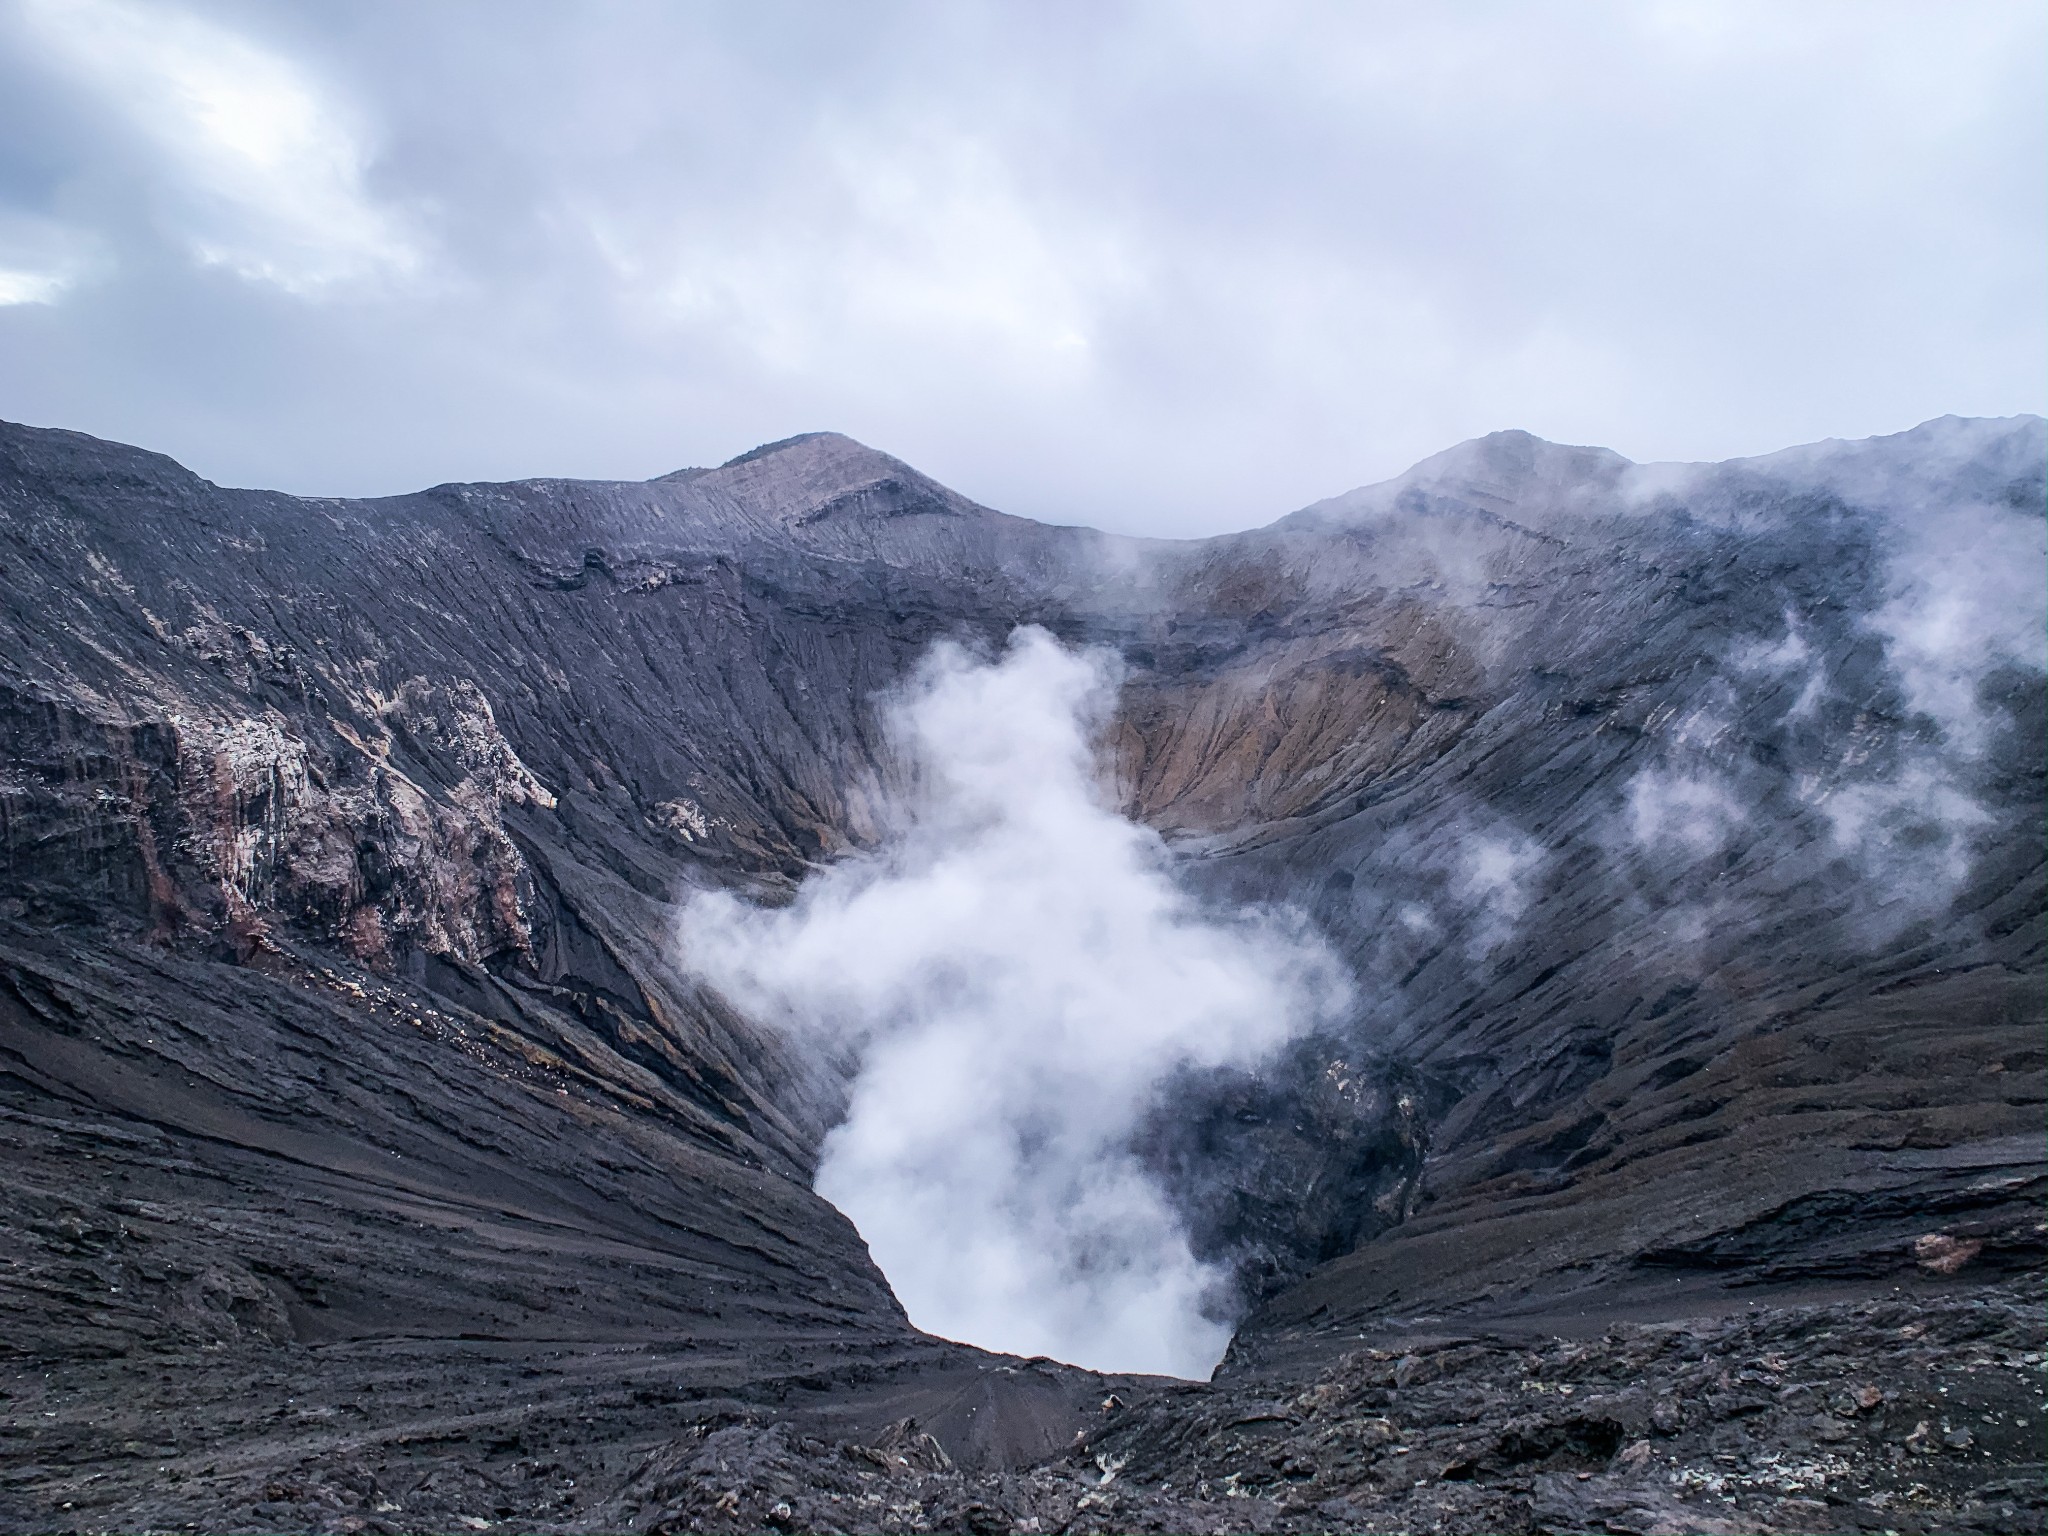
0;414;2041;1532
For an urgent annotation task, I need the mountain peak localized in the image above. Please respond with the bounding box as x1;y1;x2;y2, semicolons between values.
716;430;867;471
691;430;989;530
1284;429;1633;530
1396;431;1635;516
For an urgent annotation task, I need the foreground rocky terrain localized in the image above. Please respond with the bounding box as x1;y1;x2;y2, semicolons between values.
599;1278;2048;1536
16;1275;2036;1534
1;413;2042;1532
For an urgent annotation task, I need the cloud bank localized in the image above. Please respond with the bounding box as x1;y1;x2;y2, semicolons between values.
15;0;418;294
678;628;1350;1378
0;1;2040;531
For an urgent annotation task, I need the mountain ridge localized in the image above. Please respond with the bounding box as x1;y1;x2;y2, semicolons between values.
0;411;2040;1533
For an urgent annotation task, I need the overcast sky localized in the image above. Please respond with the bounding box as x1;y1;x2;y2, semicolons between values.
0;0;2040;536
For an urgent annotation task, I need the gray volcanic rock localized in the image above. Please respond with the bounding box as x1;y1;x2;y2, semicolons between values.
1136;1040;1435;1311
575;1277;2046;1536
0;414;2041;1532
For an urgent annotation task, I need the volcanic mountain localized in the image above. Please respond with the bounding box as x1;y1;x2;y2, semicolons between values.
0;415;2041;1533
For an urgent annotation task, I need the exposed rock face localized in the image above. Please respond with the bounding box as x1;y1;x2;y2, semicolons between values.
0;415;2041;1532
1136;1040;1435;1311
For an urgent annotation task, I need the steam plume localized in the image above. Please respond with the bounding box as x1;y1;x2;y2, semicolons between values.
679;628;1350;1378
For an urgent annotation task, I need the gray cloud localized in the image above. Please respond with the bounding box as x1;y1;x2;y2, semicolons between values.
0;0;2042;532
14;0;420;293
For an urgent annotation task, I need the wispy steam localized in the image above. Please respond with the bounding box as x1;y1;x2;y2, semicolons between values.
1726;610;1825;722
1797;427;2044;904
1443;830;1545;959
678;628;1350;1378
1625;769;1746;860
1865;494;2046;755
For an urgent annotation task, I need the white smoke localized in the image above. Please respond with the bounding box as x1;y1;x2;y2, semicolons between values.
678;627;1351;1379
1866;495;2046;756
1726;609;1826;722
1822;455;2043;900
1818;759;1991;897
1448;830;1544;959
1625;769;1747;860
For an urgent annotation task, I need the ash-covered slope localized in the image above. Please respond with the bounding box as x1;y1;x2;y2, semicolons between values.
0;414;2041;1532
1130;419;2046;1358
0;424;1150;1528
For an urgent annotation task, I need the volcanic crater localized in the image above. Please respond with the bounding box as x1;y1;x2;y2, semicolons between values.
0;415;2041;1534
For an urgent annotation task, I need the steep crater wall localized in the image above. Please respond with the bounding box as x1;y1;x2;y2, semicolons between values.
1;417;2041;1392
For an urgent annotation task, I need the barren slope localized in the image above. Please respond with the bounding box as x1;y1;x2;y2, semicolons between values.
0;416;2040;1533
